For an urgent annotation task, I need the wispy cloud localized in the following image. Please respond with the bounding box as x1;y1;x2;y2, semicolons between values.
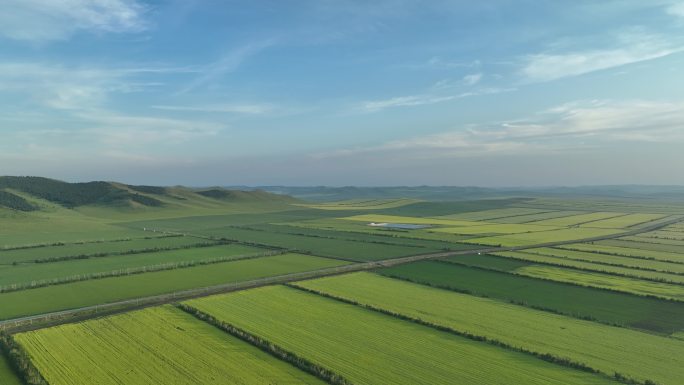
462;73;483;86
323;100;684;159
152;104;274;115
520;31;683;82
667;2;684;18
0;0;147;42
361;87;513;112
177;40;275;94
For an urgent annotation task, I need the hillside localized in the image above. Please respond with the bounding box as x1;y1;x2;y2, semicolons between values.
0;176;298;212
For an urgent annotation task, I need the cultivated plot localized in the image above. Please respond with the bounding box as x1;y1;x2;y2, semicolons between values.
185;286;618;385
16;306;324;385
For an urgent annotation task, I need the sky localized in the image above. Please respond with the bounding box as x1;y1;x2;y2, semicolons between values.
1;0;684;186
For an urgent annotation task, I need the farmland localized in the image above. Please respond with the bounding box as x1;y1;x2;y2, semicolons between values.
15;306;324;385
1;178;684;384
294;272;684;385
446;254;684;301
379;261;684;334
185;285;618;385
0;253;347;320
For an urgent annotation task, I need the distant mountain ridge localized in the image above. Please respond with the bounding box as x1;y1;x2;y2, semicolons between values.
0;176;298;211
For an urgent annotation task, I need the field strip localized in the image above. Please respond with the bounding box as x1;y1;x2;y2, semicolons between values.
291;272;684;385
2;214;682;333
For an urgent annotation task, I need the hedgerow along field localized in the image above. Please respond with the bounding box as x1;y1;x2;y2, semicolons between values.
184;285;619;385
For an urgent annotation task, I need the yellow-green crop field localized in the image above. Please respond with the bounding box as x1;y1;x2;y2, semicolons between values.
294;272;684;385
463;227;622;247
527;212;625;227
16;306;325;385
185;285;618;385
580;213;667;229
558;243;684;264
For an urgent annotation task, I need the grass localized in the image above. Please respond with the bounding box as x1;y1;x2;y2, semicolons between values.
557;243;684;264
0;235;211;264
493;210;587;224
15;305;324;385
199;226;439;261
0;253;347;320
492;250;684;283
379;261;684;334
517;247;684;274
599;238;684;253
0;244;267;291
295;272;684;385
433;207;549;221
0;351;21;385
185;285;617;385
340;213;477;226
448;254;684;301
527;212;625;227
429;223;557;235
297;198;419;210
581;214;667;229
244;223;462;250
464;227;623;247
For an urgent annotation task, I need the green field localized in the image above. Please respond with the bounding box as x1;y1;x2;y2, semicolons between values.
379;261;684;333
429;222;556;235
492;250;684;283
433;207;549;221
16;306;324;385
198;226;441;261
185;285;618;385
599;238;684;253
526;212;625;226
297;198;419;210
514;247;684;274
464;227;623;247
580;213;666;229
0;253;347;320
0;235;210;264
0;243;267;291
295;272;684;385
0;352;21;385
492;210;587;224
447;254;684;301
557;243;684;264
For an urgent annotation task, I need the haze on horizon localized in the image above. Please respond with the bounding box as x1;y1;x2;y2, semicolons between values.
1;1;684;187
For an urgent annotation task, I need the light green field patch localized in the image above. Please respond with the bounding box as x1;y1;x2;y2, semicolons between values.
186;285;617;385
558;243;684;264
295;272;684;385
581;213;667;229
518;247;684;275
0;244;267;290
492;250;684;284
527;212;625;227
517;265;684;301
433;207;549;221
429;223;556;235
341;214;476;226
464;228;622;247
298;198;419;210
0;253;348;320
16;306;324;385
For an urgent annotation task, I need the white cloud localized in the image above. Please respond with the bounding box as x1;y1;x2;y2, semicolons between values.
361;87;513;112
521;32;682;82
462;73;483;86
0;0;147;42
152;104;274;115
323;100;684;159
667;2;684;18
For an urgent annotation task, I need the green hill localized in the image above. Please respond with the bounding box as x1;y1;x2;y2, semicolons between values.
0;176;298;212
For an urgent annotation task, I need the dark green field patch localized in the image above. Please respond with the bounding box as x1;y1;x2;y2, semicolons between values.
379;261;684;334
200;226;439;261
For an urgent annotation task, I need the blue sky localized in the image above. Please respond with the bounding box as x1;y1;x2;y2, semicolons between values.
1;0;684;186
